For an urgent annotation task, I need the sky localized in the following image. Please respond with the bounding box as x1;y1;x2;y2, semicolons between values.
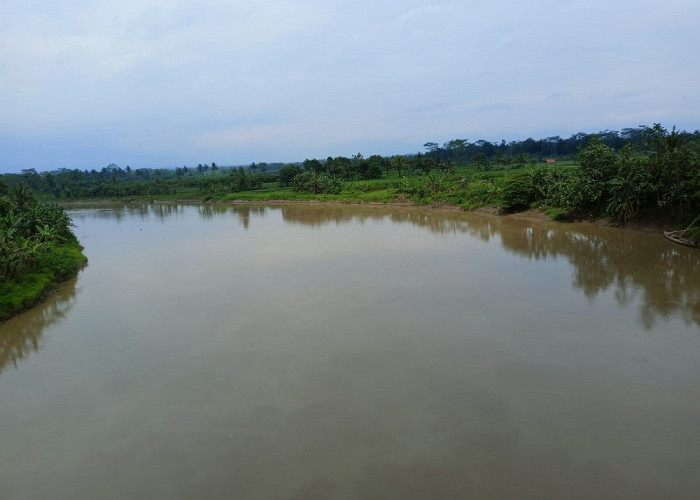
1;0;699;173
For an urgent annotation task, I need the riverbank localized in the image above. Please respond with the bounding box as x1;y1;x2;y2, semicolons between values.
0;240;87;321
1;192;88;322
58;195;691;240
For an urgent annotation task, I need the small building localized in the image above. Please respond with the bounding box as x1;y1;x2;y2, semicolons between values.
545;159;556;164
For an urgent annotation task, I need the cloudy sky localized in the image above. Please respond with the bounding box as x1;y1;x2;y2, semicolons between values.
1;0;698;173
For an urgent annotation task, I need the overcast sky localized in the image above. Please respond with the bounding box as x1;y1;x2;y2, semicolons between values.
1;0;698;173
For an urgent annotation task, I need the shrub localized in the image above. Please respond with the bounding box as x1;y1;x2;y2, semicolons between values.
292;172;343;194
397;171;456;199
462;178;500;209
500;173;535;211
279;164;303;187
0;235;43;281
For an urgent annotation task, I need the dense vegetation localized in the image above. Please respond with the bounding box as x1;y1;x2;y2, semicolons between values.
497;125;699;221
1;124;697;237
3;125;692;198
0;181;86;320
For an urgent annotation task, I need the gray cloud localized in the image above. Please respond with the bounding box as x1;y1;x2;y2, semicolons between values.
1;0;699;172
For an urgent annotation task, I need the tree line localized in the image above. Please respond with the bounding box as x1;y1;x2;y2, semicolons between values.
419;125;685;164
395;125;698;223
1;124;697;201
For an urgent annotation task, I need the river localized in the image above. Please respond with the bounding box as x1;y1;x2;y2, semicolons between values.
1;203;698;499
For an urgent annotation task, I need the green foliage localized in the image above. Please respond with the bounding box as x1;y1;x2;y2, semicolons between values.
644;124;699;212
576;127;699;220
602;146;651;221
279;164;303;187
472;152;490;170
0;124;694;225
526;166;582;208
0;234;42;281
0;272;51;321
462;178;501;210
397;171;456;200
0;192;86;320
575;137;618;209
500;173;535;211
235;167;250;191
10;202;75;241
0;196;12;217
410;154;439;174
493;127;699;221
36;243;86;281
9;183;35;209
247;173;264;190
341;178;396;193
542;206;575;220
292;171;343;194
364;155;385;180
303;159;324;173
390;156;407;177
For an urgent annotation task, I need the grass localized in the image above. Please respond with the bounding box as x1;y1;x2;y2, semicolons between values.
541;206;576;220
55;163;581;214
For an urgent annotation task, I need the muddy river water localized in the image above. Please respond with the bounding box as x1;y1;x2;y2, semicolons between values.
1;203;698;499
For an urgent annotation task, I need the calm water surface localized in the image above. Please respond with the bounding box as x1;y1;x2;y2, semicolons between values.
1;204;698;500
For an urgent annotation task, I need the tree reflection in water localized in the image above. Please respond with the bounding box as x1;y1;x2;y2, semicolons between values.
0;277;79;375
69;203;187;223
276;204;699;330
67;202;699;331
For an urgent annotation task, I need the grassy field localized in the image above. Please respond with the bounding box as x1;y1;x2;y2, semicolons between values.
209;163;576;210
51;163;581;215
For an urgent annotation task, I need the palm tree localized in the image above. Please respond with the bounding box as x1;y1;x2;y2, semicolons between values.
10;184;34;209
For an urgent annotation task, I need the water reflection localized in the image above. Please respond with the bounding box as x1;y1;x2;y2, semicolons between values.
494;218;699;329
280;204;473;235
0;277;78;375
198;204;267;229
2;203;698;498
271;205;698;329
67;202;190;223
68;203;269;230
68;203;698;330
282;205;698;329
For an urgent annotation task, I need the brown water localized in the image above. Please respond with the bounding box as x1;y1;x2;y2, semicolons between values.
1;204;698;500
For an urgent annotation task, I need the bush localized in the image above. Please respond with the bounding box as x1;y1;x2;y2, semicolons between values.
0;191;82;281
279;164;303;187
462;178;500;209
292;171;343;194
0;235;43;281
500;173;535;211
37;244;85;281
397;171;456;199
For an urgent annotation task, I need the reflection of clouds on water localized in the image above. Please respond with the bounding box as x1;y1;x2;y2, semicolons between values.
276;205;700;331
0;277;79;375
67;203;699;330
